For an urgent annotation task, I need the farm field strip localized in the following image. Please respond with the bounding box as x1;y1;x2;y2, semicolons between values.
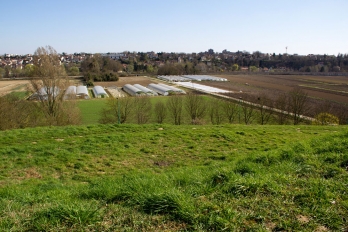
299;84;348;95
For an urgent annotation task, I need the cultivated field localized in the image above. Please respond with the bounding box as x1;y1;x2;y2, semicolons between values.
206;74;348;121
211;74;348;104
0;80;29;97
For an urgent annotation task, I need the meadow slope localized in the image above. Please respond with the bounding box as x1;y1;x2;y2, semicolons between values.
0;124;347;231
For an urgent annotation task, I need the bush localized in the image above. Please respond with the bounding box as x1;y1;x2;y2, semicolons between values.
313;113;339;125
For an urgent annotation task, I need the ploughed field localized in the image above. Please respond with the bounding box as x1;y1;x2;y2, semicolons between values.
207;74;348;119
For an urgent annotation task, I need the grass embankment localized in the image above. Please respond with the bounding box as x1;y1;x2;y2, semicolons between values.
0;124;347;231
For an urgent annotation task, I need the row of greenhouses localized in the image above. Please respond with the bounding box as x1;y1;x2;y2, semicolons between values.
64;85;108;99
123;83;186;96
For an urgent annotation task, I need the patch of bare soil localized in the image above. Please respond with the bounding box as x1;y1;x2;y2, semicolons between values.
0;80;30;96
200;74;348;122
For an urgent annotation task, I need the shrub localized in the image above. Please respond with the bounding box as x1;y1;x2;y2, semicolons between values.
313;113;339;125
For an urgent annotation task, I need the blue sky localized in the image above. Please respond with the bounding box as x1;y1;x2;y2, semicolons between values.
1;0;347;55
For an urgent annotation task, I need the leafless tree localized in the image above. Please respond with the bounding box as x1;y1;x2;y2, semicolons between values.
185;93;207;124
275;93;289;125
288;88;309;125
100;97;134;124
134;97;152;124
257;94;274;125
167;95;183;125
154;101;167;124
30;46;80;126
240;100;255;125
223;100;238;123
209;98;224;125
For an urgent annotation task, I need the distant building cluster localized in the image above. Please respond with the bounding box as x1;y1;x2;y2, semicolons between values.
1;49;347;75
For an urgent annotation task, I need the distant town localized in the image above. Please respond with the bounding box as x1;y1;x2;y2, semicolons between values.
1;49;348;78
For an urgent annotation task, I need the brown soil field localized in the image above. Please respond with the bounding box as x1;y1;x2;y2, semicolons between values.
0;80;30;97
208;74;348;104
203;74;348;122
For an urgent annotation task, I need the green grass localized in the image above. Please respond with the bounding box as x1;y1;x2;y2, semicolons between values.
6;91;30;99
0;124;347;231
77;95;284;125
78;99;107;124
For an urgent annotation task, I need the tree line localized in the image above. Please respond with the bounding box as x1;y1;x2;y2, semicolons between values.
99;88;339;126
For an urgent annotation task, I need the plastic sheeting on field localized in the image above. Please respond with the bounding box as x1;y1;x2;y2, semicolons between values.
157;75;191;82
176;82;230;93
182;75;227;81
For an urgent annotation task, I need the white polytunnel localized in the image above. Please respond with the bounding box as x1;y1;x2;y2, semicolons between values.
123;84;144;96
158;83;186;94
93;86;108;98
133;84;158;96
147;83;171;96
76;86;90;99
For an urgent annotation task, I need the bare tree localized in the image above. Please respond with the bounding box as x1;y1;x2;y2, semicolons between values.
154;101;167;124
257;94;274;125
167;95;183;125
100;97;134;124
30;46;80;126
134;97;152;124
240;101;255;125
223;100;238;123
275;93;289;125
288;88;309;125
185;93;207;124
209;98;224;125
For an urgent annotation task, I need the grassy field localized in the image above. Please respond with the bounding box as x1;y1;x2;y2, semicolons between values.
77;95;282;125
0;124;347;231
78;99;107;124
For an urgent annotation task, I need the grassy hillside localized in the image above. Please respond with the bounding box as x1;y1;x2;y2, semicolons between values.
0;124;347;231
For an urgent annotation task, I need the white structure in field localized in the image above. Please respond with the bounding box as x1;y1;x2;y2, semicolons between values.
64;86;89;99
158;83;186;94
176;82;230;93
157;75;191;82
93;86;108;98
147;83;171;96
33;86;60;100
147;83;186;95
182;75;227;81
65;86;76;95
76;86;89;99
133;84;158;96
123;84;144;96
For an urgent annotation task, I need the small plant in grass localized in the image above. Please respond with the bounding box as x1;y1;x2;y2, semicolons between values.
28;202;101;230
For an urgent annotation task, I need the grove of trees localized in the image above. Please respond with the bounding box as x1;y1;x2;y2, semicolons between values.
80;54;123;85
